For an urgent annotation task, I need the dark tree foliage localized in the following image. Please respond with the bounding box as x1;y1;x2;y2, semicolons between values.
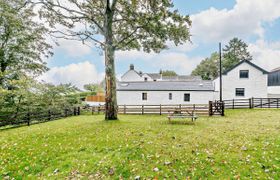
0;0;52;89
191;52;219;80
222;37;252;72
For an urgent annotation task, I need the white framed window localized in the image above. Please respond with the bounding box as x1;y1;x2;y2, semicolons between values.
240;70;249;78
236;88;245;96
184;93;190;102
142;93;147;100
169;93;172;100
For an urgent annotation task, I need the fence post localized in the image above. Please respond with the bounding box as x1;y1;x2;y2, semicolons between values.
65;109;68;117
142;105;144;115
98;106;100;114
252;97;254;108
209;101;213;116
48;110;51;121
27;111;30;126
268;98;271;108
221;101;225;116
92;106;94;115
179;104;182;112
73;107;76;116
77;107;80;115
261;98;263;108
124;105;126;114
249;98;252;109
277;99;279;109
160;104;162;115
232;99;235;109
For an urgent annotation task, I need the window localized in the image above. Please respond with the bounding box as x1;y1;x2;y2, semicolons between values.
184;93;190;102
169;93;172;100
142;93;147;100
144;77;148;81
240;70;249;78
236;88;245;96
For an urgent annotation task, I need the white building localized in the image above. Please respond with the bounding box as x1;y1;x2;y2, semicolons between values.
118;64;213;105
214;60;269;100
117;81;215;105
117;61;273;105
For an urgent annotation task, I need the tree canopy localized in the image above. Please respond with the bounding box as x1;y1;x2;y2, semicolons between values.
0;0;52;89
222;37;252;72
39;0;192;120
191;52;219;80
192;38;252;80
160;70;178;77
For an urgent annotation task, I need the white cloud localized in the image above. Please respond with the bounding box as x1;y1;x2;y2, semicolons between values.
191;0;280;42
39;61;104;89
151;53;203;74
55;39;93;57
249;40;280;71
116;50;203;74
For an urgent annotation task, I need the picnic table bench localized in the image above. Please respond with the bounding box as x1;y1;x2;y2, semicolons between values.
167;109;198;123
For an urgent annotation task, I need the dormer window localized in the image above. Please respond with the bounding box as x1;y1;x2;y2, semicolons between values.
240;70;249;78
144;77;148;81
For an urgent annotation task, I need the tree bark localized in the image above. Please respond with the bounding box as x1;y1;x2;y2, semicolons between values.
104;3;118;120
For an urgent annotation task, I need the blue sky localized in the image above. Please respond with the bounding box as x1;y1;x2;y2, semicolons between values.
41;0;280;88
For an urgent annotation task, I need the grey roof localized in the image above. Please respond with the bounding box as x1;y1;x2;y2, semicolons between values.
271;67;280;73
117;81;214;91
162;75;202;81
146;73;161;80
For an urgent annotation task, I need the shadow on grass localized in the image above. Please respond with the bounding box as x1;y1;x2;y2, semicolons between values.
167;120;196;125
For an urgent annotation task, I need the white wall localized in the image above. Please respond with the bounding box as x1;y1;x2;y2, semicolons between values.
214;62;268;100
268;86;280;98
121;70;142;82
117;91;215;105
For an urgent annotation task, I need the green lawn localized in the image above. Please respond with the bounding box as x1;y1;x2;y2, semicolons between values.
1;110;280;179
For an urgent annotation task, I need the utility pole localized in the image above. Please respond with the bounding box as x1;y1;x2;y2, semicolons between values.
219;42;223;102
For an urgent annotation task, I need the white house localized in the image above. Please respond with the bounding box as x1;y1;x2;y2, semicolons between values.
117;61;272;106
268;67;280;98
213;60;269;100
117;81;215;105
118;65;213;105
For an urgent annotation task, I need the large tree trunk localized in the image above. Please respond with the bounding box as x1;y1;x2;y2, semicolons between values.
104;3;118;120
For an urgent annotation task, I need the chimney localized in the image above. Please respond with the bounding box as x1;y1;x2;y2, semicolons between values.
130;64;134;70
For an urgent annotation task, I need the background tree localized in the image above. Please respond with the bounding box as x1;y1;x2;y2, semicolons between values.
39;0;191;120
192;38;252;80
0;0;52;88
191;52;219;80
160;70;178;77
222;37;252;72
84;83;104;94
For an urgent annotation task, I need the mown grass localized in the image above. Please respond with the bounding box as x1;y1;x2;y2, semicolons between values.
1;109;280;179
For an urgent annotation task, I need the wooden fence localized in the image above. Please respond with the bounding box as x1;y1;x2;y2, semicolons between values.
91;104;210;116
224;98;280;109
0;107;80;128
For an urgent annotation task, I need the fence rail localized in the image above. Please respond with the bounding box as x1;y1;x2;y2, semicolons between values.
91;104;210;116
0;107;80;128
224;98;280;109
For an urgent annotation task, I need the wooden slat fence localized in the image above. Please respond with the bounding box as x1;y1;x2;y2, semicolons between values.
0;107;80;128
224;98;280;109
91;104;209;116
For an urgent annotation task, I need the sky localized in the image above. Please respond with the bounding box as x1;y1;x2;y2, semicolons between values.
40;0;280;89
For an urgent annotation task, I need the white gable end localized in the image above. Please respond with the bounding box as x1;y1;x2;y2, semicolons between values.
121;70;142;82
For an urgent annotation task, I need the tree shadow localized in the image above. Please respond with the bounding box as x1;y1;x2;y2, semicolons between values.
167;120;196;125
